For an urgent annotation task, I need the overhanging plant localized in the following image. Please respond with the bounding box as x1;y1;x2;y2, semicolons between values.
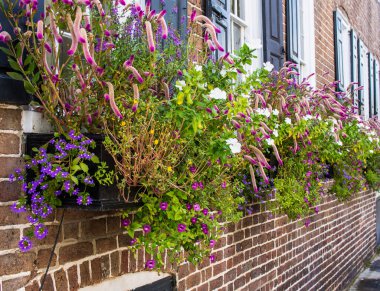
1;0;380;269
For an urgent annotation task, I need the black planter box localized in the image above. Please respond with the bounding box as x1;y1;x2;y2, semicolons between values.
25;133;142;211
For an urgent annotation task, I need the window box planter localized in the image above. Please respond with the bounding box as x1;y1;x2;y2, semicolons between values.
24;133;142;211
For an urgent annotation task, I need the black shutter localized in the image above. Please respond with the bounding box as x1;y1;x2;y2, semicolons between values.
368;53;374;117
286;0;300;64
262;0;284;70
0;1;44;105
150;0;187;41
350;29;358;111
205;0;230;57
375;60;379;116
358;39;365;116
333;11;345;91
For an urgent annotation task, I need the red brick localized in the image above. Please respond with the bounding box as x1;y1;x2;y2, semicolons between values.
0;228;19;250
0;108;22;130
54;268;68;290
59;242;93;264
0;180;20;202
81;218;107;238
120;250;129;274
0;133;20;154
40;274;54;291
80;261;91;287
96;237;117;254
25;281;39;291
3;275;31;290
0;252;36;276
186;272;201;289
36;248;57;269
63;222;79;239
91;255;110;283
67;265;79;291
0;157;23;178
110;251;120;276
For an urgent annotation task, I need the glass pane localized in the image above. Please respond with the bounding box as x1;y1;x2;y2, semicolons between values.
231;0;235;14
237;0;241;18
233;23;242;51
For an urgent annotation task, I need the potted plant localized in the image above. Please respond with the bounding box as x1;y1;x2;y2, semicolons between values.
2;0;380;269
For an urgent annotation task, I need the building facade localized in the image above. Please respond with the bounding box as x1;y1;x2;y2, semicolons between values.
0;0;379;290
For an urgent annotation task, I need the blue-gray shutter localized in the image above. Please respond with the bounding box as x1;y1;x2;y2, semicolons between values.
375;60;379;116
350;29;358;111
368;53;374;117
205;0;230;58
286;0;300;64
0;1;44;105
150;0;187;41
333;11;345;91
358;39;365;116
262;0;284;70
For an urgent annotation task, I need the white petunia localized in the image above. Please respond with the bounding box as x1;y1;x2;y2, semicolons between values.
220;69;227;77
285;117;292;124
369;137;373;142
266;138;274;146
370;150;374;154
272;109;279;116
336;140;343;146
226;138;242;154
256;108;271;118
303;114;313;120
263;62;274;72
209;88;227;100
175;80;186;91
194;64;202;72
241;94;250;99
273;129;278;137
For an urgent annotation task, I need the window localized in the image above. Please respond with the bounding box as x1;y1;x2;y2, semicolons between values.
286;0;316;86
230;0;246;52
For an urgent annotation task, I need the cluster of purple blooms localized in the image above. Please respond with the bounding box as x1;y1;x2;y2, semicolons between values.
10;130;97;251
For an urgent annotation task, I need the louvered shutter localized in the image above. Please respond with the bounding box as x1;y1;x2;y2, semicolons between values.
368;53;374;117
262;0;284;70
333;11;345;91
150;0;187;41
374;60;379;116
0;1;44;105
205;0;230;58
350;30;358;111
286;0;300;64
358;39;365;116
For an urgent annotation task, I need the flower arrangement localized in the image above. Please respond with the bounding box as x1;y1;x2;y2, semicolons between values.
1;0;379;269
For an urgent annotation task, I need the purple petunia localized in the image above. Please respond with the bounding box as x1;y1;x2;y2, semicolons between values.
34;223;48;240
202;208;209;216
186;203;192;210
145;259;156;269
143;224;151;233
209;254;216;263
190;217;197;224
19;237;32;252
193;204;201;211
122;218;131;227
130;238;137;245
177;223;186;233
160;202;168;211
209;239;216;248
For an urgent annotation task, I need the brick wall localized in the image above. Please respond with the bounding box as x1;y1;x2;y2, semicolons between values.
314;0;380;87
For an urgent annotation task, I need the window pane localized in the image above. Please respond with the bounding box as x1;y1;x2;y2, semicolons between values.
233;23;242;51
231;0;235;14
237;0;241;18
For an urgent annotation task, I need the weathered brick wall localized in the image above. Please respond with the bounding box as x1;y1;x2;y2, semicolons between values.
314;0;380;87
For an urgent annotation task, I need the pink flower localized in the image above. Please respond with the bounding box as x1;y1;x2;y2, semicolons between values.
145;21;155;52
209;255;216;263
66;14;78;55
145;259;155;269
143;224;151;233
158;18;168;39
36;20;43;40
105;82;123;119
193;204;201;211
74;7;84;43
0;31;11;43
49;12;63;43
209;239;216;248
124;64;144;83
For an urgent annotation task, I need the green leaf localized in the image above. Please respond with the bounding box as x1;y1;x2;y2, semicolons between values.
91;155;100;163
71;176;79;185
80;163;89;173
24;81;36;94
0;47;11;56
8;58;21;72
6;72;24;81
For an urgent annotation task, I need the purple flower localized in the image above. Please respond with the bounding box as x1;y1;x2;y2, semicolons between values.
315;206;319;213
202;208;209;216
210;239;216;248
84;176;94;185
9;174;15;182
191;217;197;224
10;202;26;213
192;182;198;190
221;181;227;189
143;224;151;233
160;202;168;211
27;215;39;224
193;204;201;211
19;237;32;252
145;259;156;269
177;223;186;233
209;254;216;263
122;218;131;227
130;238;137;245
34;224;48;240
189;165;197;173
304;218;311;227
186;203;192;210
84;196;92;205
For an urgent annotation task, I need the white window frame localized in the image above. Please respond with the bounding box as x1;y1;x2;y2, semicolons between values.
230;0;247;53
